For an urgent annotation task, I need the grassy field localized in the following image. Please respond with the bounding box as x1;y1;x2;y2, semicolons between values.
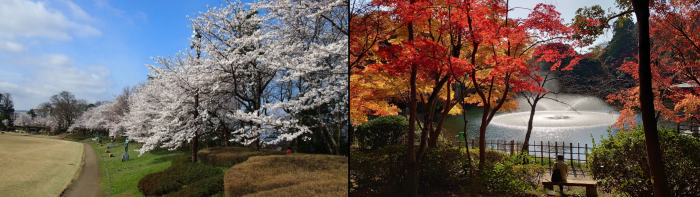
0;132;83;197
86;137;186;197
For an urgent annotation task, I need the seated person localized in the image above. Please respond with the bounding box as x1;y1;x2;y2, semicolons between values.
552;155;568;195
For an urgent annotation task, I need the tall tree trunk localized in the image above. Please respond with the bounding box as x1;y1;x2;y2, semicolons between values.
295;137;300;153
223;126;230;147
349;124;354;148
191;92;199;163
405;16;419;197
335;108;344;155
192;134;198;163
428;81;452;148
336;124;342;155
320;127;335;154
630;0;671;195
521;98;540;154
478;111;488;171
318;108;339;155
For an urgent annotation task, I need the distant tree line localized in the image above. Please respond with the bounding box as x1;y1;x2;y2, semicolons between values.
0;92;15;130
12;91;92;134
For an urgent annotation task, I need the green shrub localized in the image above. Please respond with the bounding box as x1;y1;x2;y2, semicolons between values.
459;149;536;195
65;133;89;141
351;144;545;196
513;164;546;186
164;174;224;197
197;147;284;167
355;115;407;150
138;154;223;196
465;158;531;195
171;153;193;166
461;148;507;165
138;171;180;196
421;145;467;187
587;126;700;196
350;145;467;195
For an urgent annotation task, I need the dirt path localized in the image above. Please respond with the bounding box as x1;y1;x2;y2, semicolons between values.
63;143;100;197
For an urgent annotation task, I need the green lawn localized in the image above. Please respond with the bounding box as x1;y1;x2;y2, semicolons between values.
85;138;186;196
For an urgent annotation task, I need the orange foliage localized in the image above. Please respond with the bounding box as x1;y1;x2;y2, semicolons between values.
606;0;700;130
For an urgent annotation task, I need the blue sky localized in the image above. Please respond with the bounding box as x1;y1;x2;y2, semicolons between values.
0;0;254;110
2;0;621;110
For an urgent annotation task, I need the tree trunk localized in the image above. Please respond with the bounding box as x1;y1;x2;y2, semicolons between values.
336;124;342;155
405;17;419;197
223;126;230;147
349;124;354;148
320;127;335;154
295;137;300;153
521;98;540;155
630;0;671;195
191;92;199;163
428;82;452;148
478;116;487;171
191;134;198;163
255;138;260;151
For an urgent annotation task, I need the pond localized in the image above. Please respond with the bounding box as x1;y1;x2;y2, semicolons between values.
437;95;647;155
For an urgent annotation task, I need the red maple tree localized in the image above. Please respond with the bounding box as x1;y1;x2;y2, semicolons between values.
351;0;591;195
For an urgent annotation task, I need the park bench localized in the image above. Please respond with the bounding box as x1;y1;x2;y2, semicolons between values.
542;180;598;197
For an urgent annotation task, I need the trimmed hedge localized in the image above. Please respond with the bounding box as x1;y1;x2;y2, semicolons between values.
164;174;224;197
171;153;192;166
139;147;287;196
138;153;222;196
225;154;348;197
355;115;408;150
197;147;285;167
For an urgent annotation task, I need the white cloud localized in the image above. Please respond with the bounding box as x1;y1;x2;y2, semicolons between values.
94;0;123;16
135;11;148;23
87;65;110;77
94;0;145;25
0;0;101;40
0;40;25;52
59;0;96;22
0;53;114;110
44;54;73;67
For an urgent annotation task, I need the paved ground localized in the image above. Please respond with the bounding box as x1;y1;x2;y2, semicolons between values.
63;143;100;197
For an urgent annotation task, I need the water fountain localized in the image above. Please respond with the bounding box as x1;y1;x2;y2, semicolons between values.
490;95;619;128
442;63;626;148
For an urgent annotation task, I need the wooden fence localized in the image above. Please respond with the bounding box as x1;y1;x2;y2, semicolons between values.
677;121;700;137
439;138;590;177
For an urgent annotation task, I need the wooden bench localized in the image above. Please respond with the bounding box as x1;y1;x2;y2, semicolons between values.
542;180;598;197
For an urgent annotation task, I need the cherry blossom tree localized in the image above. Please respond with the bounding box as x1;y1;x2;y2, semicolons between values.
31;115;51;128
251;0;348;154
14;113;31;130
69;102;112;136
126;59;208;159
120;0;348;158
188;1;277;150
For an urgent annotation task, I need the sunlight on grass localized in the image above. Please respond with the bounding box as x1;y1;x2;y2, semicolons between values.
87;138;185;196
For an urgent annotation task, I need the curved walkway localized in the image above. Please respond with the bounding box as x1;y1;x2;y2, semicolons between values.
63;143;100;197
